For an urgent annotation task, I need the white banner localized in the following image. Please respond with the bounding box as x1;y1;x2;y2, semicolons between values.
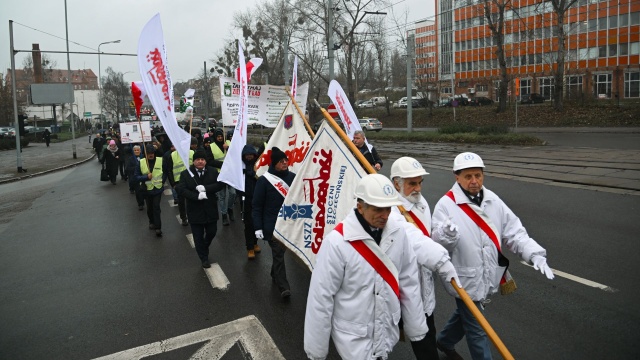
327;80;362;140
255;101;312;178
272;122;367;271
218;41;249;192
120;122;152;144
137;13;192;173
219;77;308;128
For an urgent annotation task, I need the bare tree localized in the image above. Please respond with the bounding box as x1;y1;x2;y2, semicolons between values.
548;0;579;111
481;0;511;113
0;75;26;125
100;67;128;122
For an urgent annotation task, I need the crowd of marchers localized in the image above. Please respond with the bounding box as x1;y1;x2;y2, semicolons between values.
91;125;555;360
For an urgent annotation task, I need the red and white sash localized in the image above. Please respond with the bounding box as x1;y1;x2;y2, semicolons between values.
446;190;511;285
399;205;430;237
335;223;400;298
263;172;290;198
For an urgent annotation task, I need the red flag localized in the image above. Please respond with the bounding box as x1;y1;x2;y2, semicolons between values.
131;81;147;118
235;58;263;82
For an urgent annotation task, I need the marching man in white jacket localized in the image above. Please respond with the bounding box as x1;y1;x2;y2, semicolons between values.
304;174;428;360
431;152;554;360
389;157;460;360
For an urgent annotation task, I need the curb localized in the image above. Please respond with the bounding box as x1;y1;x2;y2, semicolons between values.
0;153;96;185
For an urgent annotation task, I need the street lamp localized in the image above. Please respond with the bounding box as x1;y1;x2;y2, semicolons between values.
98;39;120;129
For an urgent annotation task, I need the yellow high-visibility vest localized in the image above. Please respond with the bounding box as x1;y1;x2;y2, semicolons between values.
140;157;164;190
210;143;226;171
171;150;194;182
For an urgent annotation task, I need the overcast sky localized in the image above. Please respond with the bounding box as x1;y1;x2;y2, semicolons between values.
1;0;434;83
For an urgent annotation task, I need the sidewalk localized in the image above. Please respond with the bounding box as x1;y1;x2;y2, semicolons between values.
0;137;95;184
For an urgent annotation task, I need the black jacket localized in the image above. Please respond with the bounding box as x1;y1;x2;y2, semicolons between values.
176;165;225;224
356;143;383;168
239;145;259;203
252;165;296;241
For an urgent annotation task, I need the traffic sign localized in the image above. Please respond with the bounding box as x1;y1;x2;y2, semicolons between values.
83;112;92;118
327;104;338;118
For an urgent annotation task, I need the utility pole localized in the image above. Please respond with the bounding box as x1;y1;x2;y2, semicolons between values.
204;61;209;131
64;0;76;159
9;20;25;172
327;0;335;81
406;32;414;132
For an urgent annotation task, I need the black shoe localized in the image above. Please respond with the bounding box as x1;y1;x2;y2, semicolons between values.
181;219;189;226
149;224;155;230
138;206;144;211
437;341;464;360
202;260;211;268
281;289;291;299
155;229;163;237
228;209;235;221
222;214;230;226
173;199;178;205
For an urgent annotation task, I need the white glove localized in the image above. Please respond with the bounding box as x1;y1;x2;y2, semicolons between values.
255;230;264;240
443;218;458;237
196;185;205;193
438;261;462;288
531;255;554;280
197;192;208;200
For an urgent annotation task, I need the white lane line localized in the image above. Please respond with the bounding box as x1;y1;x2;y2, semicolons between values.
519;261;617;292
92;315;285;360
163;189;172;196
205;263;230;290
168;200;177;207
175;214;183;224
186;233;195;248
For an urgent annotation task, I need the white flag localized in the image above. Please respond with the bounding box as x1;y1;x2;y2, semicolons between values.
327;80;363;140
218;40;249;192
291;56;298;98
255;101;312;177
272;122;367;271
137;14;192;174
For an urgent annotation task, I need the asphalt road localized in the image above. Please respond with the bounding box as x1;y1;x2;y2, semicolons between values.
1;159;639;359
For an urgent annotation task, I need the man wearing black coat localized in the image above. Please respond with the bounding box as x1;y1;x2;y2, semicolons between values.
240;144;260;260
177;150;225;268
252;147;296;299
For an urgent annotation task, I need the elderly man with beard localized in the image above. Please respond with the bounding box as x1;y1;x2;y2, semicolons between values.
390;157;460;360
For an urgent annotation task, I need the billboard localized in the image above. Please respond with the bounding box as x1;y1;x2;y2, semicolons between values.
30;84;74;105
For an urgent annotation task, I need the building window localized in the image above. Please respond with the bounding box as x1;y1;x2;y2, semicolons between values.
442;87;452;94
593;73;612;98
539;77;555;100
476;84;488;92
624;72;640;98
520;78;532;100
566;75;583;99
609;15;618;29
631;42;640;55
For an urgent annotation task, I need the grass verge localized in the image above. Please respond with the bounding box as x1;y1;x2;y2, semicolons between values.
362;130;544;146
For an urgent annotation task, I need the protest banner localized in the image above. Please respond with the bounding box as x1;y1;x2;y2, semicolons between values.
219;77;308;128
120;122;152;144
272;122;367;271
255;101;312;177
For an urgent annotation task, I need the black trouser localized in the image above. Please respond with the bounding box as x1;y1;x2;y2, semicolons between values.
243;201;256;250
134;184;145;206
118;161;125;178
410;313;439;360
106;163;118;184
268;239;289;292
176;182;187;221
191;222;218;262
144;191;162;229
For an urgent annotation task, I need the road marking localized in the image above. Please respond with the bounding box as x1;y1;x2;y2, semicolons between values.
92;315;285;360
163;189;172;196
168;200;177;207
519;261;618;292
185;233;195;248
205;263;230;290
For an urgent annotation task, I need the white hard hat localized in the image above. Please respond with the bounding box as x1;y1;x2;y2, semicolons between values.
354;174;403;207
390;157;429;179
453;152;485;171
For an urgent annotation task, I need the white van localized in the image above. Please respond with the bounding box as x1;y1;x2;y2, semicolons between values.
370;96;387;106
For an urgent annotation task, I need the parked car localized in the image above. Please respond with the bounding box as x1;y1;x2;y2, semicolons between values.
358;100;375;108
520;93;545;104
442;97;469;107
469;97;494;106
313;118;345;132
355;100;366;108
359;118;383;132
0;127;13;137
370;96;387;106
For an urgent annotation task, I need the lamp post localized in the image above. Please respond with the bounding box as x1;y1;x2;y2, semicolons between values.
98;39;121;129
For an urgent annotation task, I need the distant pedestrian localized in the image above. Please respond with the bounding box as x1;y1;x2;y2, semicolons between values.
42;128;51;147
101;140;120;185
135;144;165;237
92;133;105;162
88;127;93;143
240;144;260;260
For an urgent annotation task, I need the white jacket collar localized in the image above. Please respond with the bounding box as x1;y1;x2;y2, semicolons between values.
341;210;401;243
450;183;497;205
